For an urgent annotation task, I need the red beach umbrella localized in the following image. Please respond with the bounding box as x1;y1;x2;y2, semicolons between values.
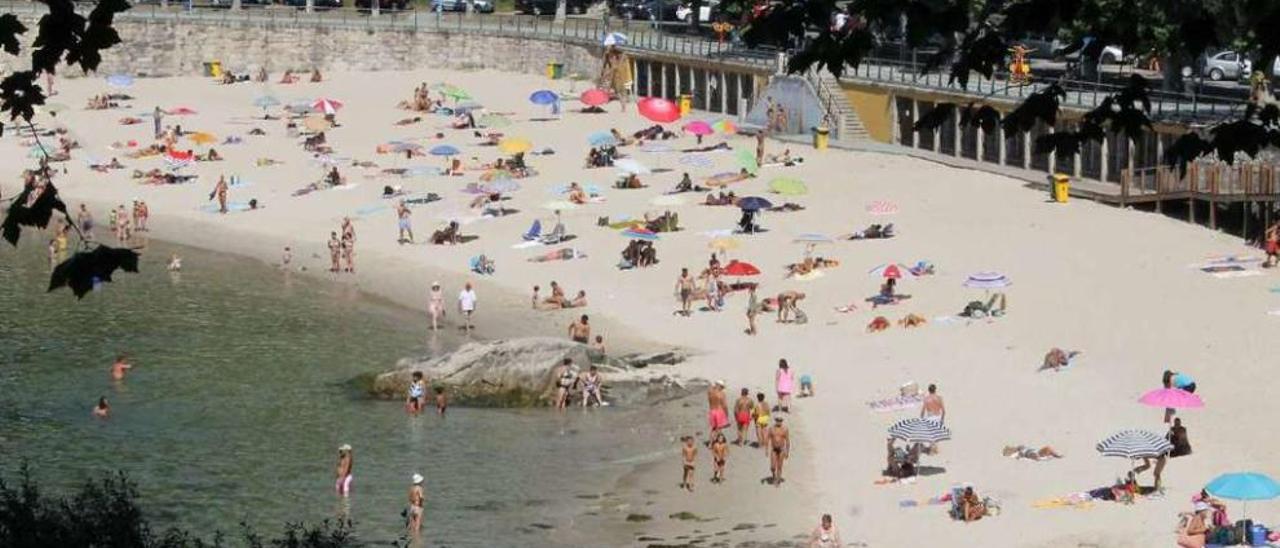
638;97;681;123
581;88;610;107
311;98;344;115
722;260;761;277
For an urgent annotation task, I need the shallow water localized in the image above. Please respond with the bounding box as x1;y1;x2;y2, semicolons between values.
0;238;671;546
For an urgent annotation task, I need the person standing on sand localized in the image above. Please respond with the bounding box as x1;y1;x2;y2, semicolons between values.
745;285;760;335
111;354;132;381
766;416;790;486
407;474;425;534
212;176;229;214
153;106;163;139
76;204;94;240
707;380;730;435
755;131;766;168
710;431;728;484
334;444;353;497
327;232;341;272
457;282;477;331
921;384;945;424
809;514;842;548
733;388;753;445
1264;222;1280;268
396;200;414;244
675;268;694;317
775;359;794;413
568;314;591;344
428;282;445;330
680;435;697;492
93;396;110;418
753;392;770;447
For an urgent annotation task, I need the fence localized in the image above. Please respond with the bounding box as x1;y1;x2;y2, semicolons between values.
1124;160;1280;201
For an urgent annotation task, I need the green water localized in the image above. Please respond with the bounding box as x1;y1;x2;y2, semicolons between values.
0;239;665;546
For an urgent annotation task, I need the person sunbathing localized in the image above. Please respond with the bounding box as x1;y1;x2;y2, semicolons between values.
395;116;423;126
898;313;927;328
851;223;895;240
868;278;903;308
960;487;987;522
279;70;298;84
867;316;891;332
1039;348;1081;372
908;261;935;276
567;183;589;205
1110;473;1138;505
310;68;323;83
204;148;222;161
1002;445;1063;461
680;141;731;153
431;221;461;245
768;202;805;212
610;128;633;146
221;71;236;85
325;167;344;186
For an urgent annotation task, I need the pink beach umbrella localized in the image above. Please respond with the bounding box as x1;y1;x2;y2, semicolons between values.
1138;388;1204;409
311;98;344;115
682;120;714;136
638;97;681;123
580;88;610;107
869;263;907;279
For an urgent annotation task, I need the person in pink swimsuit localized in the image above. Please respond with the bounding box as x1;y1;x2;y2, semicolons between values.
775;359;794;413
335;444;353;496
707;380;730;432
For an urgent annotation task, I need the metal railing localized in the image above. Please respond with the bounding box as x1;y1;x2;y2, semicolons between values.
801;67;845;139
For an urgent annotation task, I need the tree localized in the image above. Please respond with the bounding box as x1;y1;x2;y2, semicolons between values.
0;0;141;298
726;0;1280;172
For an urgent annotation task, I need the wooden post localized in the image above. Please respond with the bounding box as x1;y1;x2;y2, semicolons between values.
1100;135;1108;182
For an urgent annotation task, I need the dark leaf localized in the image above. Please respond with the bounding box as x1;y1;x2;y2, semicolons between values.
949;29;1007;89
31;0;87;76
0;13;28;56
2;179;67;246
0;71;46;122
913;102;956;133
1001;84;1065;134
1163;132;1213;178
70;0;129;72
1209;119;1270;165
1034;131;1082;157
48;245;140;298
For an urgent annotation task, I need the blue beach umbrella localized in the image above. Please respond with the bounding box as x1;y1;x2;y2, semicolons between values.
1206;473;1280;501
737;196;772;211
106;74;134;88
429;144;461;156
587;131;618;147
253;94;281;110
529;90;559;105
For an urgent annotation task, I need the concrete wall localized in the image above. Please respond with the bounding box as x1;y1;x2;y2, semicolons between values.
842;85;892;143
3;16;601;79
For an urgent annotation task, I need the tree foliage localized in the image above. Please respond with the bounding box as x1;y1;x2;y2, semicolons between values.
0;0;139;298
725;0;1280;173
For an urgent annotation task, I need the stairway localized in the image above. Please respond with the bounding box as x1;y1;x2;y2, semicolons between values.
811;71;869;141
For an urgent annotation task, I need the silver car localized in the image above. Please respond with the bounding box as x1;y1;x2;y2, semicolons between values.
1203;51;1247;81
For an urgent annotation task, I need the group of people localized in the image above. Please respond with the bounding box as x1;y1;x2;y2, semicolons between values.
327;217;357;273
552;358;605;409
532;281;588;310
584;146;617;168
85;94;123;110
619;239;658;269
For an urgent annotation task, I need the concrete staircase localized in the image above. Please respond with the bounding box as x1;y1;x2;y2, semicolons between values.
809;71;869;141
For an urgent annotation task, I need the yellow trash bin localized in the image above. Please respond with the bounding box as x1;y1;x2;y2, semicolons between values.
679;94;692;115
546;62;564;80
1052;173;1070;203
814;125;830;150
203;61;223;78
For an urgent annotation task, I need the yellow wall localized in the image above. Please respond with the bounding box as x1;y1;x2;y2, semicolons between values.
843;87;893;143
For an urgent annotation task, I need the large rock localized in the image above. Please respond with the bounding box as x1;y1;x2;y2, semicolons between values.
369;337;693;407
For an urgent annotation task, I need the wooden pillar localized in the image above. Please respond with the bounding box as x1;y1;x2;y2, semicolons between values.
719;72;727;113
998;125;1006;165
1047;126;1056;174
1023;130;1030;167
646;62;654;97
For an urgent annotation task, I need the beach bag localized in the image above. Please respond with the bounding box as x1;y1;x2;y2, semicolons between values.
794;309;808;324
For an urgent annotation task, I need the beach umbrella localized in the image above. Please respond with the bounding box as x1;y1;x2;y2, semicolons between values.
1096;430;1172;460
581;88;610;107
106;74;134;88
869;263;909;279
737;196;772;211
529;90;560;105
682;120;714;136
253;94;281;110
614;158;651;175
712;119;737;134
722;260;760;277
1206;472;1280;521
963;272;1011;289
164;149;194;170
311;98;343;115
1138;388;1204;409
622;227;660;241
303;115;332;132
480;168;513;182
479;113;511;128
542;200;579;211
498;137;533;155
429;144;461;156
638;97;680;123
186;132;217;146
483;179;521;194
602;32;628;46
867;200;899;216
793;233;834;244
734;148;758;175
587;131;618;147
678;154;713;169
708;237;741;252
888;418;952;444
769;177;807;196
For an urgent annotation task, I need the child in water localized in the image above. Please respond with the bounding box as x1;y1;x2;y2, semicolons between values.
434;386;447;415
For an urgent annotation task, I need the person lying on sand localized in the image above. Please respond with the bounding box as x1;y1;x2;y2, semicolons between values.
528;248;587;264
680;142;731;153
787;257;838;277
119;116;143;125
1040;348;1081;372
898;313;927;328
394;117;423;126
1002;445;1064;461
850;223;895;240
704;191;737;206
867;316;891;332
567;182;589;205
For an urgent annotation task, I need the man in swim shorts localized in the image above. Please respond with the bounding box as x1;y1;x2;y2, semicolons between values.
568;314;591;344
766;416;790;486
706;380;730;434
675;268;694;316
733;388;753;446
680;435;697;492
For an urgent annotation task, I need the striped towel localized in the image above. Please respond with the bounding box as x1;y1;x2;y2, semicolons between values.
867;394;924;412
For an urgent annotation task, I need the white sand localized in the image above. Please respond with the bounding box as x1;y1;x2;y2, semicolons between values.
7;69;1280;546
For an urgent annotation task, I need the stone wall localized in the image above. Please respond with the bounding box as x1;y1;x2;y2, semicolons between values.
3;15;602;79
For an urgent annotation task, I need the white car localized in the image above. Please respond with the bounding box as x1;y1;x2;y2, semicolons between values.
676;0;718;23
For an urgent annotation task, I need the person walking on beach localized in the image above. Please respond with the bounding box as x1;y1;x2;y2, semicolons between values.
710;431;728;484
111;354;132;381
427;282;445;330
407;474;425;534
809;514;843;548
211;175;229;214
568;314;591;344
707;380;730;436
327;231;341;273
680;435;697;492
334;444;353;497
675;268;694;317
457;282;477;331
745;285;760;335
153;106;163;139
733;388;753;445
775;359;795;413
921;384;945;424
766;416;790;486
753;392;770;447
396;200;414;244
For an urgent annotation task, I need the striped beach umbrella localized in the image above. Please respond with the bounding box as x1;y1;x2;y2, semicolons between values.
1096;430;1172;459
311;98;343;115
888;418;951;444
866;200;899;216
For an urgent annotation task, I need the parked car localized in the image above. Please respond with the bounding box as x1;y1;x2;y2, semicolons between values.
1202;50;1248;81
280;0;343;9
614;0;680;20
515;0;589;15
1055;39;1123;65
432;0;494;12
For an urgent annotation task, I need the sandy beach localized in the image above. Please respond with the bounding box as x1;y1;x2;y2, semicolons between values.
7;67;1280;546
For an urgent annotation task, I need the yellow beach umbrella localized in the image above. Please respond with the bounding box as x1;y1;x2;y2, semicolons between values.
498;137;533;155
708;236;741;252
303;115;332;132
187;132;217;145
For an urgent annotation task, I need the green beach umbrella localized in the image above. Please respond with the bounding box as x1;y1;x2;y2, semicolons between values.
769;177;808;196
440;86;472;102
734;148;759;175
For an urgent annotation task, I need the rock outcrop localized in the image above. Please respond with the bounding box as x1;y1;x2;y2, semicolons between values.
369;337;692;407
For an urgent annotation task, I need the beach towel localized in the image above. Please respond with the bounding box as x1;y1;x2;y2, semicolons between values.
790;270;825;281
198;202;253;213
867;394;924;412
1210;269;1263;279
511;240;543;250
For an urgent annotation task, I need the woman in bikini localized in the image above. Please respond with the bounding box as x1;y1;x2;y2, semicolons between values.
428;282;445;330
